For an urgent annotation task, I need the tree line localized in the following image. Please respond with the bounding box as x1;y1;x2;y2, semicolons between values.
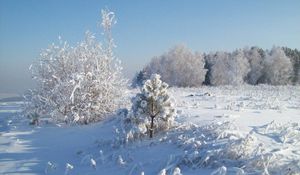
132;45;300;87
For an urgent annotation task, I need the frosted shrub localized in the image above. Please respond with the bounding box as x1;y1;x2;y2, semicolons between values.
24;9;127;124
172;121;274;173
170;120;300;174
125;74;176;139
257;121;300;144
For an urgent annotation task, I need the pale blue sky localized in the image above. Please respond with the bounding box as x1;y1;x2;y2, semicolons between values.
0;0;299;93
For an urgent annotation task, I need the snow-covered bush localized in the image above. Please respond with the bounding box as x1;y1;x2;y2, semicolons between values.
144;45;207;87
153;120;270;173
263;47;293;85
125;74;176;139
257;121;300;144
24;9;127;124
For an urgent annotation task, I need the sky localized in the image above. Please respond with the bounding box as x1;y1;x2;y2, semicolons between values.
0;0;300;93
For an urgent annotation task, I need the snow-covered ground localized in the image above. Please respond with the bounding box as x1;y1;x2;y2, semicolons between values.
1;85;300;175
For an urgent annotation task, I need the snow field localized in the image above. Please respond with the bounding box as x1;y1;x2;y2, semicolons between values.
0;85;299;174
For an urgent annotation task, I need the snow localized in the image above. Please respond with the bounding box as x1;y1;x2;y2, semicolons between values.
0;85;299;174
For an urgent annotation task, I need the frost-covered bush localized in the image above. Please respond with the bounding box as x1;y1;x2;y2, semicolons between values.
160;119;300;175
144;45;207;87
257;121;300;144
24;9;127;124
158;121;276;174
125;74;176;139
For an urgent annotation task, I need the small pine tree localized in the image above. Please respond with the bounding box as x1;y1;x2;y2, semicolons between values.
131;74;176;138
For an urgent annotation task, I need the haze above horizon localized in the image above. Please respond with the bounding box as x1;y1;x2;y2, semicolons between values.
0;0;299;93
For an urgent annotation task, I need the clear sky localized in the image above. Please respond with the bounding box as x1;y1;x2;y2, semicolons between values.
0;0;299;93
